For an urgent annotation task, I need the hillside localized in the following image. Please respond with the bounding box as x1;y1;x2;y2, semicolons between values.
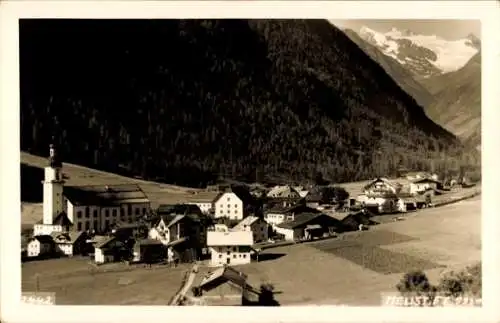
342;28;434;108
422;53;481;145
20;19;467;187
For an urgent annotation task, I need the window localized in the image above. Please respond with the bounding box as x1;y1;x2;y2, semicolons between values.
143;208;146;214
93;220;98;229
233;254;237;259
234;210;237;214
227;209;230;214
220;210;223;214
233;247;237;252
77;211;82;219
77;222;82;230
219;254;222;258
85;207;90;218
234;204;237;208
227;197;230;202
85;221;90;230
135;208;139;215
227;204;230;208
112;209;117;217
105;209;109;217
227;251;230;255
243;254;247;258
93;210;98;218
105;220;110;228
127;204;132;215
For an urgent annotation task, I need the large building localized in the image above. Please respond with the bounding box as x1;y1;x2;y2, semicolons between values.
33;145;151;236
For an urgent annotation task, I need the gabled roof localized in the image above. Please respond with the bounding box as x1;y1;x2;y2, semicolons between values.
277;213;342;230
199;266;249;292
157;204;203;216
215;185;255;206
266;204;320;215
232;216;260;231
32;235;54;244
166;237;189;248
95;236;116;249
64;184;149;206
363;178;401;191
411;178;441;184
136;238;164;246
50;231;85;244
266;185;301;198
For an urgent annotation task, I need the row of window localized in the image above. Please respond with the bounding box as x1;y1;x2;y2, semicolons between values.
77;206;147;219
218;253;247;259
219;209;239;214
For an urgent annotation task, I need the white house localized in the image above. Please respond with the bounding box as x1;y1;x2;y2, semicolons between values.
362;178;401;195
50;231;86;256
206;230;253;267
35;144;151;235
264;204;320;228
94;236;117;264
213;187;255;221
27;235;54;258
232;216;268;243
409;178;441;194
148;214;187;245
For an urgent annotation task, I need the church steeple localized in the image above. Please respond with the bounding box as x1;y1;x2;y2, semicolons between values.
49;143;62;169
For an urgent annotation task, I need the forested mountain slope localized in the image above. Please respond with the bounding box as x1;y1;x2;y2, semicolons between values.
20;19;468;187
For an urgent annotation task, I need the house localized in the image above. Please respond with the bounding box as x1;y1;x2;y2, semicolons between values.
232;216;269;243
27;235;54;258
132;239;166;263
50;231;87;256
275;213;343;241
206;230;254;267
362;178;402;195
356;192;400;214
404;171;438;181
186;192;220;214
33;211;72;236
213;186;259;221
94;236;119;264
195;266;259;306
264;204;320;228
156;203;204;218
112;222;148;240
304;189;324;208
409;178;442;194
266;185;301;199
339;210;375;232
148;212;207;262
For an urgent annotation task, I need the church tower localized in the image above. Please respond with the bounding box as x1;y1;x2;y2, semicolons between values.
42;144;65;225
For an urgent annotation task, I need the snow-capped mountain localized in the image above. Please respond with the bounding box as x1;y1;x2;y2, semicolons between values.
357;26;480;79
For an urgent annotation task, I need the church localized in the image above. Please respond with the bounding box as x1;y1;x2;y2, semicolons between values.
33;145;151;236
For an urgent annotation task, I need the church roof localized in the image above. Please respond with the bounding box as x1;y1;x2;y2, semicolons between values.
64;184;149;206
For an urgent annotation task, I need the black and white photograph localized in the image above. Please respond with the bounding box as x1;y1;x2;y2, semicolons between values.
1;1;499;323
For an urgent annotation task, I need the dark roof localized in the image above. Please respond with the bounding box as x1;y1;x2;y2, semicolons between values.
341;211;372;227
199;266;249;291
411;178;441;184
278;213;342;230
33;235;54;244
53;211;72;227
267;204;319;215
64;184;149;206
136;238;164;246
50;231;86;244
95;236;116;249
157;204;203;217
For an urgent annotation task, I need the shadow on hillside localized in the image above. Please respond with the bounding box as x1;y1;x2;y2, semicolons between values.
21;163;43;202
257;253;286;262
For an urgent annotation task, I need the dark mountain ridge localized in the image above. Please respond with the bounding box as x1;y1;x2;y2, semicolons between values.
20;19;467;187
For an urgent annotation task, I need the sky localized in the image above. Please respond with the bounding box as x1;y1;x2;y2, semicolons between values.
329;19;481;40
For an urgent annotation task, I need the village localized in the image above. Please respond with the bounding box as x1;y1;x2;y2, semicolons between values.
21;145;480;306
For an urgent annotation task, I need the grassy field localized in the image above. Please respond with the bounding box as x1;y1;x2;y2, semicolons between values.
232;196;481;306
22;257;190;305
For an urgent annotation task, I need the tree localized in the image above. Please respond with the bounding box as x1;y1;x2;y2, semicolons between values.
437;262;482;302
396;270;437;307
258;283;279;306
